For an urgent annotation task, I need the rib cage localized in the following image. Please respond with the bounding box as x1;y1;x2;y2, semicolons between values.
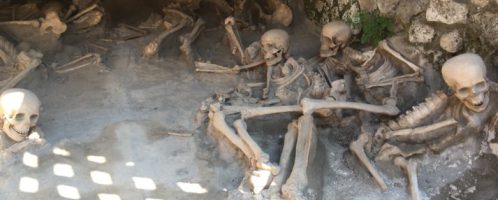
388;91;448;131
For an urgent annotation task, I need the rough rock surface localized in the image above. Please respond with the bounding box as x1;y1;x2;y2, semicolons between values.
471;11;498;47
409;21;435;43
439;30;463;53
426;0;468;24
376;0;400;15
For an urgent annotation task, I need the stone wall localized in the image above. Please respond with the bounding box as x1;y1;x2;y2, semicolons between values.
304;0;498;68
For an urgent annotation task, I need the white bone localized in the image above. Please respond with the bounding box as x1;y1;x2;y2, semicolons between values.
282;114;316;199
143;20;187;58
301;98;400;116
394;157;421;200
209;105;253;160
180;18;205;64
54;53;101;73
224;16;247;64
350;133;388;192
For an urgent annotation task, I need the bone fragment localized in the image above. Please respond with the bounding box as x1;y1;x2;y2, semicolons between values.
167;132;193;137
143;20;187;58
224;16;246;64
394;157;421;200
301;98;400;116
55;53;101;73
234;119;274;171
0;20;39;27
66;3;98;23
350;133;388;192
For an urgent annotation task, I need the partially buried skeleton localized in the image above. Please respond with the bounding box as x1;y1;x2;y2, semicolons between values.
351;53;498;200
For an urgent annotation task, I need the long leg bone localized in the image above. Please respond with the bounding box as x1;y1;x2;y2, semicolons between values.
143;20;187;58
394;157;421;200
180;18;205;66
234;119;279;174
224;16;247;64
350;133;388;191
209;105;253;160
282;114;317;200
269;121;298;192
301;98;400;116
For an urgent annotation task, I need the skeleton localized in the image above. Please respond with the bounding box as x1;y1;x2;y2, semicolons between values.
0;88;43;152
352;53;498;200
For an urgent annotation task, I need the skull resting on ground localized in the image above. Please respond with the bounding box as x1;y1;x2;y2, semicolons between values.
0;89;41;142
320;21;352;58
260;29;290;66
442;53;489;112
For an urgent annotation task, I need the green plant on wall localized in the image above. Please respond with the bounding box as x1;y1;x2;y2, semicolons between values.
348;11;394;45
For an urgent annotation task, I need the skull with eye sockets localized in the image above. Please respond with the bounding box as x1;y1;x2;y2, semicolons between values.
0;89;41;142
320;21;352;58
442;53;489;112
260;29;290;66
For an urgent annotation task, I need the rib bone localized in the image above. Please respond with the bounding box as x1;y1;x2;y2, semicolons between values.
350;133;388;192
394;157;421;200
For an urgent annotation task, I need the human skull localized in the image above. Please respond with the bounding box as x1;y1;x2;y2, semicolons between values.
320;21;352;58
260;29;290;66
442;53;489;112
0;89;41;142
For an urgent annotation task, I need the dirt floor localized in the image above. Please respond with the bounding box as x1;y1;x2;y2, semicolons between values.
0;5;497;200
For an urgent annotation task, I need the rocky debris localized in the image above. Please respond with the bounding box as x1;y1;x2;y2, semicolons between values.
376;0;400;15
357;0;377;11
439;30;462;53
409;21;435;43
471;11;498;47
395;0;429;24
426;0;468;24
471;0;489;7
